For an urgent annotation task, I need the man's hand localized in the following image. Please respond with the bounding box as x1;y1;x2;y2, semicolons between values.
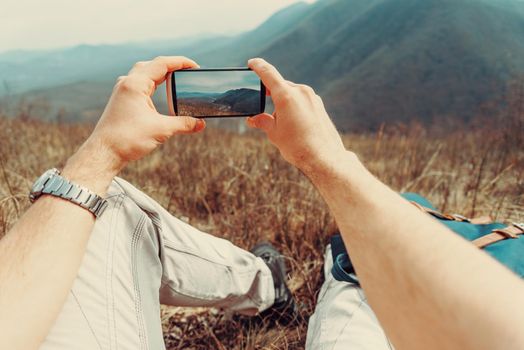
85;56;205;174
0;56;205;350
247;58;524;350
247;58;345;173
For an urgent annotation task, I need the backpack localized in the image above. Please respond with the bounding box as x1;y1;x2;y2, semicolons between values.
331;193;524;285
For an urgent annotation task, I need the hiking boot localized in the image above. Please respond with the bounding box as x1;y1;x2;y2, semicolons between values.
250;242;297;324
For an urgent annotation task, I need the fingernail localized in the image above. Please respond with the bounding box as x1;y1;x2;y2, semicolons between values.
194;119;206;132
248;58;260;66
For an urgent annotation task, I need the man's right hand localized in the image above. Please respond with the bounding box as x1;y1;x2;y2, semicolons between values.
62;56;206;197
84;56;206;176
247;58;346;173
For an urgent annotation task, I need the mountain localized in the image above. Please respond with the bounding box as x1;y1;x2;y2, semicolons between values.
4;81;113;122
2;0;524;129
193;2;312;66
0;3;310;96
0;35;233;96
255;0;524;129
214;88;261;113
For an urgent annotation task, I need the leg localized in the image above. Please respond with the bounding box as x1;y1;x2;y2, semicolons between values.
40;177;274;350
306;245;394;350
112;178;275;314
154;203;276;315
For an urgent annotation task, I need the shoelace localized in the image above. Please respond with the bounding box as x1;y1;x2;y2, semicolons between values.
259;252;288;302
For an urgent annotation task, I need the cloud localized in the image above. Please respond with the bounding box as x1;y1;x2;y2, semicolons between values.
0;0;315;52
176;70;259;93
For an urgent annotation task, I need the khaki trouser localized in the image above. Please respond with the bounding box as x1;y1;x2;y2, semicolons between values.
40;178;392;350
306;246;394;350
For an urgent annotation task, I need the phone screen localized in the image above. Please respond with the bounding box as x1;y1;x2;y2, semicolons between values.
171;68;265;118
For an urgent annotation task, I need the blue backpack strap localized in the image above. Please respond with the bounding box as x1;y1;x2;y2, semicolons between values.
402;193;524;278
472;223;524;248
401;193;437;210
330;235;359;284
330;193;524;284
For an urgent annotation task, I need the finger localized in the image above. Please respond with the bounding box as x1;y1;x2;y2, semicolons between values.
246;113;276;133
157;114;206;135
286;81;316;95
114;74;156;96
130;56;199;85
248;58;287;94
246;117;256;128
128;60;149;75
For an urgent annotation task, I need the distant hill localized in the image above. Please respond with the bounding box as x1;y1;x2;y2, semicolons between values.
3;81;112;122
255;0;524;129
2;0;524;129
194;2;312;66
0;35;231;96
214;88;261;113
178;92;221;99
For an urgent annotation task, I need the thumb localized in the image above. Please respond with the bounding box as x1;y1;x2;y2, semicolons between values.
247;113;276;133
159;114;206;135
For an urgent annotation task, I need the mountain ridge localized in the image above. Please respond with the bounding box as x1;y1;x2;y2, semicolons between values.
2;0;524;129
257;0;524;128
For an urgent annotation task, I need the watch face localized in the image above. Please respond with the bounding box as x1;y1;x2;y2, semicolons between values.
30;168;59;201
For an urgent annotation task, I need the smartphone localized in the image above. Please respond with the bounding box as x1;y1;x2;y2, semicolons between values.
166;68;266;118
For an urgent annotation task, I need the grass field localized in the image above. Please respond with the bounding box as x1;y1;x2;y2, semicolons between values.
178;97;235;117
0;113;522;349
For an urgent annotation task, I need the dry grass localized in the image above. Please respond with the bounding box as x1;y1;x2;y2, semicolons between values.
178;98;240;117
0;112;522;349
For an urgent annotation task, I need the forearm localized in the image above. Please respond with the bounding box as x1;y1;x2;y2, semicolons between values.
0;138;120;350
0;56;202;350
307;151;524;350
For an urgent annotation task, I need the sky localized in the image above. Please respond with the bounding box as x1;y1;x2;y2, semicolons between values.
0;0;316;53
176;70;259;93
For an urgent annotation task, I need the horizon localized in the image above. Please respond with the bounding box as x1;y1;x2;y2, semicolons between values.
176;70;259;94
0;0;316;54
1;0;523;128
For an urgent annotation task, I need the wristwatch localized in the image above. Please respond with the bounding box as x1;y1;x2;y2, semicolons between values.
29;168;108;218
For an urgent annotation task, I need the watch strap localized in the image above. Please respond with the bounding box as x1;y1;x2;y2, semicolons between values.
40;174;108;217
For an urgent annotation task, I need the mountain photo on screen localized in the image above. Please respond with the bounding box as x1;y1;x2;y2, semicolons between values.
175;70;261;117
